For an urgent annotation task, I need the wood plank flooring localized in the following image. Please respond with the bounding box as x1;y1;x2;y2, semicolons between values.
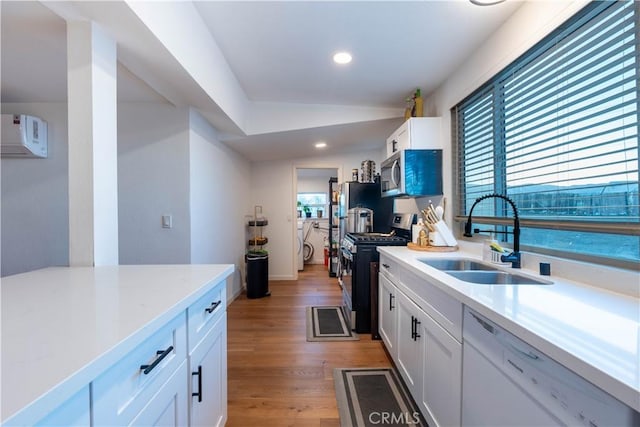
226;264;392;426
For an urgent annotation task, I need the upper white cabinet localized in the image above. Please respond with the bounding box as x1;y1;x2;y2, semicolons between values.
386;117;442;158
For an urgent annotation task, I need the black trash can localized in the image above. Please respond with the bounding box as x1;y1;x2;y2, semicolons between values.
245;251;270;298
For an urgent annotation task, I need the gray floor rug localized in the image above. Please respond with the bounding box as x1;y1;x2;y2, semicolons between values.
333;367;427;427
306;306;359;341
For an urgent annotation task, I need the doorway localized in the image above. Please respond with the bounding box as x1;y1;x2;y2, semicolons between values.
294;166;340;278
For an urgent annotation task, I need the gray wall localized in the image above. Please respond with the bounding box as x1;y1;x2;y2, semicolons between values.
1;103;69;276
117;104;191;264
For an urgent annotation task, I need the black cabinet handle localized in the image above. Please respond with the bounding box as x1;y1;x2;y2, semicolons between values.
414;319;421;341
392;139;398;152
205;300;222;314
382;263;390;269
192;365;203;402
411;316;416;340
140;345;173;375
389;293;395;311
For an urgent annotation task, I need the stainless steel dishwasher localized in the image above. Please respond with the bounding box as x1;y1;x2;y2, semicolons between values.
462;307;638;426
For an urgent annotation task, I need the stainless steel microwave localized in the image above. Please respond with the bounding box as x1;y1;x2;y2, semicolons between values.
380;149;443;198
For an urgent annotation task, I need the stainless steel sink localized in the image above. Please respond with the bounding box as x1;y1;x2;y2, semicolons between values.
419;258;497;271
446;270;552;285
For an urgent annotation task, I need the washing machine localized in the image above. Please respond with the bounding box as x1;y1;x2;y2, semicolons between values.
297;219;304;271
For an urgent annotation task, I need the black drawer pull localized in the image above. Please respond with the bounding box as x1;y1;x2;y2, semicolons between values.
205;300;222;314
192;365;203;402
389;293;395;311
382;263;390;269
140;346;174;375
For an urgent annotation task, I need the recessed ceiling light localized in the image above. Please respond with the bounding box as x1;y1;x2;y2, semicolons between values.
315;142;327;149
333;52;352;65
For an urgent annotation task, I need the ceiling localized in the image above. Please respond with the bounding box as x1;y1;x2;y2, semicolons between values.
0;1;522;162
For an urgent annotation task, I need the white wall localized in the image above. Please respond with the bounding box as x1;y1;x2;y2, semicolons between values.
189;109;250;301
1;103;69;276
117;104;191;264
424;1;589;228
250;149;385;279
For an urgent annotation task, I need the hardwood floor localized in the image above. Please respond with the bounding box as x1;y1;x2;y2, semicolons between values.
226;264;392;426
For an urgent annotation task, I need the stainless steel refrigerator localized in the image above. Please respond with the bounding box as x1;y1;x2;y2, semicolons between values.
337;180;394;244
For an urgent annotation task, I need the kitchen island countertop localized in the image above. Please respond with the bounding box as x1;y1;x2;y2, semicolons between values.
377;245;639;412
1;264;234;425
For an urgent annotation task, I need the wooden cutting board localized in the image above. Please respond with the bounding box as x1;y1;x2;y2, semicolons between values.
407;242;458;252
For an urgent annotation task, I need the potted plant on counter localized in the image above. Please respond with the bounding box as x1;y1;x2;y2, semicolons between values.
303;205;312;218
297;201;302;218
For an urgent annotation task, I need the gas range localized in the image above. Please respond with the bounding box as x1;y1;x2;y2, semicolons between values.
339;213;415;335
342;233;408;253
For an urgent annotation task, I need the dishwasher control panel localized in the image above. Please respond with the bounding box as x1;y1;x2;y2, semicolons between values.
463;308;639;427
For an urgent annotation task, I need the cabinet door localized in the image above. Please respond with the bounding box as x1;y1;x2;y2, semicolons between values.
395;291;424;399
130;361;188;426
189;316;227;427
33;386;90;427
378;273;398;359
420;314;462;427
386;120;409;157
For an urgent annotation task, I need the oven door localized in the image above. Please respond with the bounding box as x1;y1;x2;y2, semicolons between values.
339;247;354;328
380;151;403;197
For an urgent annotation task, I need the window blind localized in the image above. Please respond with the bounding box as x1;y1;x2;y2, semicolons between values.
454;0;639;264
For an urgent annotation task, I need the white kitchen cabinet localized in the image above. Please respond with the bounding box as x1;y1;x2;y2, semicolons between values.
395;290;425;400
189;316;227;427
379;253;462;427
378;273;398;360
33;386;90;427
187;278;228;427
420;310;462;427
92;313;188;426
129;361;189;426
385;117;441;158
1;265;233;427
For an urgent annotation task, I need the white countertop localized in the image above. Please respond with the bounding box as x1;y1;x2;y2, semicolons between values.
378;246;640;412
1;264;234;425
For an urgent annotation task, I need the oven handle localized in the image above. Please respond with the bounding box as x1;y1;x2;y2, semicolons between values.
391;159;400;187
341;247;353;261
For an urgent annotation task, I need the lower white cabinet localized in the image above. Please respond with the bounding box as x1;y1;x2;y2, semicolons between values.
34;386;90;427
187;279;228;427
379;273;398;360
395;290;425;399
129;361;189;426
420;309;462;427
379;255;462;427
92;313;188;426
189;316;227;427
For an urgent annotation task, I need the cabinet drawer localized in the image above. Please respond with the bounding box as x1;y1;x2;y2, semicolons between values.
188;280;226;353
92;312;187;426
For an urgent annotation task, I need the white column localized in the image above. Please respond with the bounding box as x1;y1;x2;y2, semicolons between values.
67;21;119;266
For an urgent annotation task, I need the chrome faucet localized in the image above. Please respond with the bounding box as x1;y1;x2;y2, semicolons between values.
464;193;521;268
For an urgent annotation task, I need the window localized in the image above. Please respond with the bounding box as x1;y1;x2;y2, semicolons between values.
453;1;639;268
297;193;327;217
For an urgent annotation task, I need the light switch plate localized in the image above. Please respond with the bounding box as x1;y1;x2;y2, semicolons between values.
162;215;172;229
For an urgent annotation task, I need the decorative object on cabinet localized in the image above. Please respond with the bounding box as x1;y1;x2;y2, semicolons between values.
327;177;339;277
333;367;426;427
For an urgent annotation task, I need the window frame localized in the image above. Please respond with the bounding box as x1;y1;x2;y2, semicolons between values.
452;0;640;271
